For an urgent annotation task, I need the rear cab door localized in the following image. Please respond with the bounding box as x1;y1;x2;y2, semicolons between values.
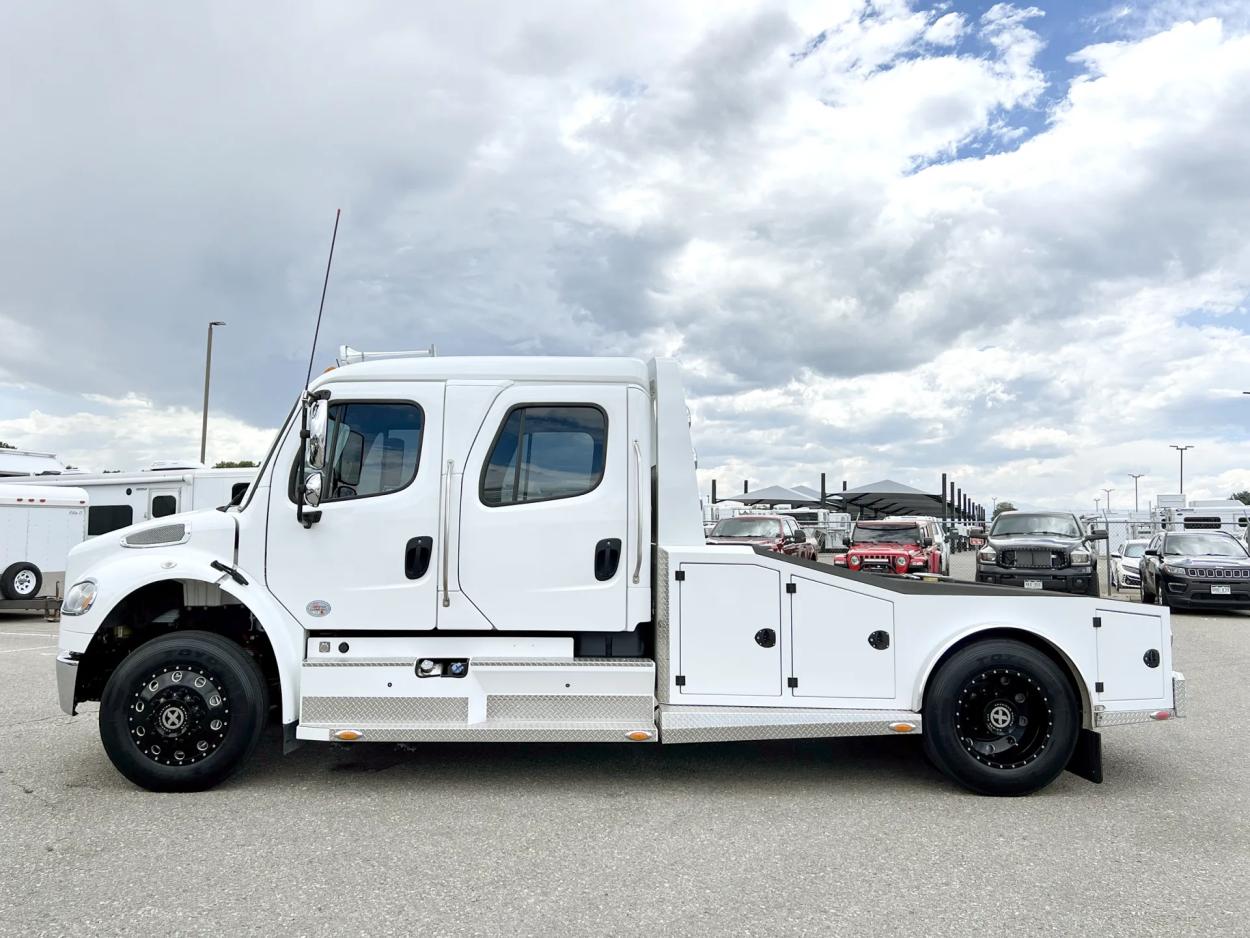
456;383;633;631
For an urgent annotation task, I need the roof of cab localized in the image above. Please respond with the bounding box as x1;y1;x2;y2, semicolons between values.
312;355;651;389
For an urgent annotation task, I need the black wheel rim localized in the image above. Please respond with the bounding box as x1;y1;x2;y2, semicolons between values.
953;667;1053;770
128;663;231;766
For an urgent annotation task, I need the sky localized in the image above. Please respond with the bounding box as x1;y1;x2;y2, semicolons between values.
2;0;1249;512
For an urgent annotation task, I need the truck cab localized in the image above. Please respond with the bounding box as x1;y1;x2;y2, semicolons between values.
55;352;1183;796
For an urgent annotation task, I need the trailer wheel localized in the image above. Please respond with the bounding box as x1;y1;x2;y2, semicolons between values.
1;562;42;600
98;631;268;792
923;639;1079;796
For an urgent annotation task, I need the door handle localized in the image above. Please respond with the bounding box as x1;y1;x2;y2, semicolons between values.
632;440;644;584
594;538;622;581
406;536;433;580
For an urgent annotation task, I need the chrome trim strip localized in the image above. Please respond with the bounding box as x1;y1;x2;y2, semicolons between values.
441;459;452;608
658;705;922;744
632;440;643;584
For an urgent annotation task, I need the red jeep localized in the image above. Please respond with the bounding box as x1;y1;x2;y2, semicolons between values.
706;514;819;560
833;520;940;575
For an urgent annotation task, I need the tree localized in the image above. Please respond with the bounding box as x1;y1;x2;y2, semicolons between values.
1231;491;1250;505
0;441;15;449
992;501;1017;519
213;460;259;469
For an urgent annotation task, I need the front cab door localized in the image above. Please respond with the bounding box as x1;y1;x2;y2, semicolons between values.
265;381;445;631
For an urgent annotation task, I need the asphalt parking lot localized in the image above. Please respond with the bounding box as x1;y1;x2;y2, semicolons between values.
1;553;1246;937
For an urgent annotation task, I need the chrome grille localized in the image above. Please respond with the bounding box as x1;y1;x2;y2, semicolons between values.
1186;567;1250;579
1001;549;1064;569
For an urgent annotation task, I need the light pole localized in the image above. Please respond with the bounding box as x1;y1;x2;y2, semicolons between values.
1102;488;1112;513
1170;444;1193;494
1128;473;1145;512
1094;497;1101;512
200;321;226;464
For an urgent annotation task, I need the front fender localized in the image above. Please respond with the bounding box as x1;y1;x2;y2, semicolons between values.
58;548;303;723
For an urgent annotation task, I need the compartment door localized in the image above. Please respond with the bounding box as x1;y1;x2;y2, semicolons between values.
678;563;781;697
790;575;895;699
1095;608;1165;701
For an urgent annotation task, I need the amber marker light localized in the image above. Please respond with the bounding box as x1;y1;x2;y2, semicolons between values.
334;729;364;741
888;722;917;733
626;730;654;741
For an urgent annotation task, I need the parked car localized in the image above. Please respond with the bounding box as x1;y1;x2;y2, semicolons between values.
832;520;943;575
705;514;818;560
1111;539;1150;590
972;511;1106;595
1138;530;1250;609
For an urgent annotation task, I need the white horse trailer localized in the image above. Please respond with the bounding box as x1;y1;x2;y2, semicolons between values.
55;353;1182;796
6;466;255;537
0;483;88;602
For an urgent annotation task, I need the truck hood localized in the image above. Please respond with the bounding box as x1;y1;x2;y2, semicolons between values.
848;542;917;552
987;535;1082;551
64;508;238;586
707;536;779;546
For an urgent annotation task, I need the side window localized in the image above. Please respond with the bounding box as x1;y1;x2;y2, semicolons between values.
480;405;607;507
289;401;425;503
88;505;134;535
151;494;177;518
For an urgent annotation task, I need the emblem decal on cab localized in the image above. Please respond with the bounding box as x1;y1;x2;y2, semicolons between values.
306;600;331;618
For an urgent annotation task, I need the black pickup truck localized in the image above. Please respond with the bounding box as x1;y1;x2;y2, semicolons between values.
972;510;1107;595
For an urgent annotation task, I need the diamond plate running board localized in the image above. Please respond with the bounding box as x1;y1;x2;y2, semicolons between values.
658;705;922;744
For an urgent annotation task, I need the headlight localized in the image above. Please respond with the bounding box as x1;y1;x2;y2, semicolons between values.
62;579;98;616
1070;549;1091;565
1162;563;1187;576
978;546;996;563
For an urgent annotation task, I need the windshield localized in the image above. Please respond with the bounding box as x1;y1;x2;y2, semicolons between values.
852;525;921;543
990;513;1080;538
1121;543;1146;558
1164;534;1248;558
711;519;781;538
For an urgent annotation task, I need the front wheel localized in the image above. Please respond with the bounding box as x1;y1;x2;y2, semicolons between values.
99;631;268;792
923;639;1080;796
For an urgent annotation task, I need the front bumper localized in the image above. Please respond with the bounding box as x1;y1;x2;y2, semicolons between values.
56;652;79;716
977;564;1095;594
1161;576;1250;608
1095;672;1186;726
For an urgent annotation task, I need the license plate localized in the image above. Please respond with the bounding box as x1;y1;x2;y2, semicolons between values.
1023;579;1043;590
1212;585;1231;595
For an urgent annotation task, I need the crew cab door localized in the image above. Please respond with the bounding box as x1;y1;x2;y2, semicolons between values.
265;381;445;630
457;384;630;631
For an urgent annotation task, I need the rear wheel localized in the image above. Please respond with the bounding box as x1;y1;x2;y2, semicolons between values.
99;631;268;792
923;639;1079;796
1;562;42;600
1140;573;1155;604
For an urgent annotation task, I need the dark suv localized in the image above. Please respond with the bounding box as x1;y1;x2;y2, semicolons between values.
1139;530;1250;610
972;511;1107;595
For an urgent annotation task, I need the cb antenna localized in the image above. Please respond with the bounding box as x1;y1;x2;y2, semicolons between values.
304;208;341;389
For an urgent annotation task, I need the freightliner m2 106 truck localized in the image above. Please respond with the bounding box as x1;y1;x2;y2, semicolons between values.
56;351;1183;795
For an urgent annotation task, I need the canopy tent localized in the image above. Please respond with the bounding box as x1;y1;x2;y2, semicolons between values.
727;484;830;507
836;479;949;519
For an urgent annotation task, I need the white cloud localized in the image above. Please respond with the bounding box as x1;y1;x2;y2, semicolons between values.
0;3;1248;512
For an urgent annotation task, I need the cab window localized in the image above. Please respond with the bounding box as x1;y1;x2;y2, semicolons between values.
480;405;607;506
290;401;424;503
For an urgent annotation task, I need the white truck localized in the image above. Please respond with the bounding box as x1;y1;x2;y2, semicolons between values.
0;483;88;602
55;352;1183;795
7;464;255;537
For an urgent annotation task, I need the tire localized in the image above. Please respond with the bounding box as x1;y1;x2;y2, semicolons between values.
99;631;268;792
0;562;42;600
1085;574;1100;597
1140;574;1154;604
922;639;1080;796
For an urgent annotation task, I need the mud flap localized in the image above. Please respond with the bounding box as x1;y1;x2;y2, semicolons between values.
1066;728;1103;783
283;721;303;754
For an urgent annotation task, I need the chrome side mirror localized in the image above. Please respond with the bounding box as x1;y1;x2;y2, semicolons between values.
303;471;323;508
307;399;328;470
